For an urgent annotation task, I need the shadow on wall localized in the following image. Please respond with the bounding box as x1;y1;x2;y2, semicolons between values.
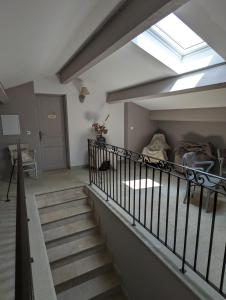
84;111;100;122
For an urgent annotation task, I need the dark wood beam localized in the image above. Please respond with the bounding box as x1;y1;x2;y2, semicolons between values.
107;63;226;103
58;0;188;83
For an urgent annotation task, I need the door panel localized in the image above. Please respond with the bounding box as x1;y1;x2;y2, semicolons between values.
38;95;67;171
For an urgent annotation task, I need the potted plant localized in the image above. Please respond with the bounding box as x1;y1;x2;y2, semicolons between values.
92;114;109;143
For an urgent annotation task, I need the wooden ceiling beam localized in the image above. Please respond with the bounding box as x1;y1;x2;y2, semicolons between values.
57;0;188;83
107;63;226;103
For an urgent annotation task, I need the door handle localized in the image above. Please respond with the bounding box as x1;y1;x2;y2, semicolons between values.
39;131;43;141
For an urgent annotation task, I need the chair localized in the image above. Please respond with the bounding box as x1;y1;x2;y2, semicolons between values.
142;133;170;162
8;144;38;178
183;152;215;208
174;141;215;173
182;152;214;173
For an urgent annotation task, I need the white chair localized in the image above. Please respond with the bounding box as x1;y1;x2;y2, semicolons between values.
142;133;170;162
8;144;38;178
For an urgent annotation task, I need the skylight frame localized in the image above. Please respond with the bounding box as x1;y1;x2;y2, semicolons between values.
149;13;208;56
132;12;225;74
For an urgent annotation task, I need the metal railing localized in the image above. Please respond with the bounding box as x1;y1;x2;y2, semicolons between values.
15;143;34;300
88;139;226;298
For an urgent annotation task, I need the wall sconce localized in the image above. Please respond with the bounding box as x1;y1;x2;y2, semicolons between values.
79;86;90;103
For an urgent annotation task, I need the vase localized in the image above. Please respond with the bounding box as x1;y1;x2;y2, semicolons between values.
96;135;106;144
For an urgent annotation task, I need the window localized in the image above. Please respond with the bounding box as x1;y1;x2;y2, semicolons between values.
151;13;207;55
133;13;224;74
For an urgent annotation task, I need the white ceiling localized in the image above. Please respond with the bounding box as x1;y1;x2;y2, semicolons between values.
1;0;226;114
120;0;226;111
0;0;121;88
176;0;226;62
133;87;226;111
81;42;175;91
81;0;226;93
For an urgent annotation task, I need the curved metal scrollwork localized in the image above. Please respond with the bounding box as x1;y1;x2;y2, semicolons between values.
157;160;173;173
88;139;226;196
185;169;226;194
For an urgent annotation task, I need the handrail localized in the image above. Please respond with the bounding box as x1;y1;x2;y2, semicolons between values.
89;139;226;194
88;139;226;298
15;143;34;300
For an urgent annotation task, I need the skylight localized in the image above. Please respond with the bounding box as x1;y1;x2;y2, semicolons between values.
132;13;224;74
151;13;207;55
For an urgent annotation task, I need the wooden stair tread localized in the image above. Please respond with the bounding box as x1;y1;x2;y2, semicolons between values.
37;187;127;300
57;271;121;300
37;187;86;208
40;204;91;225
44;219;97;243
48;234;104;263
52;252;112;287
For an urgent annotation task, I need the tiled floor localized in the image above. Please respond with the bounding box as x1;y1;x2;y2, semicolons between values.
0;164;225;299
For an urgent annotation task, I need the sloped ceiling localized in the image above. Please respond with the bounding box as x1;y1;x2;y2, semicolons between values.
81;0;226;93
110;0;226;111
133;87;226;110
80;42;176;91
0;0;121;88
1;0;226;108
176;0;226;62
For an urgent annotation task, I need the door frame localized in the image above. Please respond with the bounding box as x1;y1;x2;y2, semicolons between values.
36;93;70;171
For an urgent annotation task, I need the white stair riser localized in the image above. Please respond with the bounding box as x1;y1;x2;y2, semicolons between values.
37;187;85;208
39;197;88;214
50;245;106;269
55;264;113;294
42;212;94;231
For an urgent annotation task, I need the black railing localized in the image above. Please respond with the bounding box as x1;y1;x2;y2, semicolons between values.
15;143;34;300
88;139;226;298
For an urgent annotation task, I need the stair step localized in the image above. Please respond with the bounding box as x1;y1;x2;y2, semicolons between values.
44;219;97;243
36;187;86;208
106;293;127;300
57;272;121;300
52;252;112;288
40;204;91;225
39;197;88;215
48;234;104;264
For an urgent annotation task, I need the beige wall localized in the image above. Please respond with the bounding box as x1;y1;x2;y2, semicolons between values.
0;77;124;178
150;107;226;122
152;108;226;150
0;82;40;179
124;102;157;152
34;76;124;166
156;120;226;150
88;188;204;300
124;105;226;158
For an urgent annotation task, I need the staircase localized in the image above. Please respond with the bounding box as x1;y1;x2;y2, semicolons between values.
36;186;127;300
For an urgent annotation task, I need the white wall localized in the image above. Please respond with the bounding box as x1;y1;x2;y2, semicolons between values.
33;76;124;167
